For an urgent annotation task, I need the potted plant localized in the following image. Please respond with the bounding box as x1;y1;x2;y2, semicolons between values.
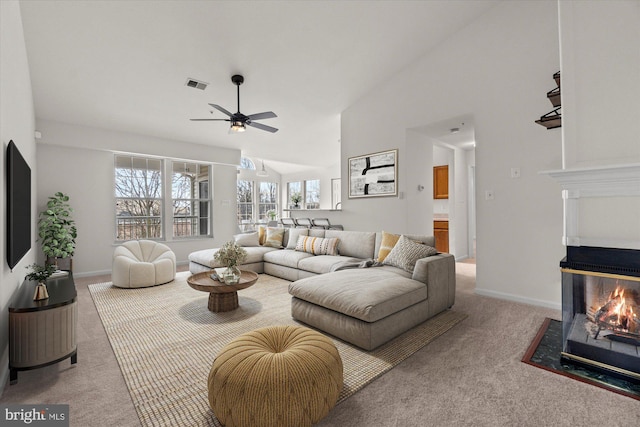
25;263;56;300
38;192;77;270
213;241;247;285
290;193;302;209
266;209;277;221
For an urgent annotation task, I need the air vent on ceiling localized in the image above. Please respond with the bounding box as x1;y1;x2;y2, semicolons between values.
185;78;208;90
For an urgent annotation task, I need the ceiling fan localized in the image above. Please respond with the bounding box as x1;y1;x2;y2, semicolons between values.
190;74;278;133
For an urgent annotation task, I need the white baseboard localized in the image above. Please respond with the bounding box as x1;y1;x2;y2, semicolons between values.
474;287;561;311
72;269;111;278
71;261;189;279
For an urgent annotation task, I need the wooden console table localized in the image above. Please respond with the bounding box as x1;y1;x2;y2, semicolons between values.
8;273;78;384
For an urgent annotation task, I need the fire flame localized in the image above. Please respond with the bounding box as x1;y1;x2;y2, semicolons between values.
596;286;637;333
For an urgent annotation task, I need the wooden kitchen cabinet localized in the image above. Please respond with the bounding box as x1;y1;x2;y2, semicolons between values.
433;165;449;199
434;220;449;253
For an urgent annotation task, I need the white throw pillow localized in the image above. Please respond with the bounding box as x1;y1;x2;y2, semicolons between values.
233;231;260;247
382;235;438;272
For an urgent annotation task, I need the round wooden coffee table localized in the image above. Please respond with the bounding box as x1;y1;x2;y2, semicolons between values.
187;270;259;312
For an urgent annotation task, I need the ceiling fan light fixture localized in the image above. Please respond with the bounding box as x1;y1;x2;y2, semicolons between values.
256;160;268;177
230;121;246;133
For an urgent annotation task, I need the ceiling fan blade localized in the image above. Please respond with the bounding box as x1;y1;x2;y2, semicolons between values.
190;118;230;121
247;121;279;133
208;103;234;117
246;111;277;121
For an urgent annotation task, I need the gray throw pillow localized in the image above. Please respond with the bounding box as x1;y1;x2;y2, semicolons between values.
382;235;438;272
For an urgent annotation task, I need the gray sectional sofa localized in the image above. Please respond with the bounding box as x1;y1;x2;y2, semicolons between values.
188;228;456;350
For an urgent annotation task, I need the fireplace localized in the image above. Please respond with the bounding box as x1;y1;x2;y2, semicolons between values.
560;246;640;380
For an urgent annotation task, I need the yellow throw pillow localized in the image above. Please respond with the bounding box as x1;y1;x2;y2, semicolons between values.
264;227;285;248
258;226;266;245
377;231;400;262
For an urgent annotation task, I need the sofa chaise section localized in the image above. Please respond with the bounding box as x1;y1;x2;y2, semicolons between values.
288;253;455;351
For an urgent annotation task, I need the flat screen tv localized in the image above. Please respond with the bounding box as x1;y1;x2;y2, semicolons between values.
6;140;31;269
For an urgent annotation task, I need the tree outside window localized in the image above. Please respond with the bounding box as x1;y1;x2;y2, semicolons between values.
115;155;163;240
237;180;253;227
258;182;278;221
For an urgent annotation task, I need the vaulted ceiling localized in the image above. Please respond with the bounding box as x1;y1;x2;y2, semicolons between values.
20;1;497;172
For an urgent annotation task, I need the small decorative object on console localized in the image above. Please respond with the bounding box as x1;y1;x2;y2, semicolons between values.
25;263;56;300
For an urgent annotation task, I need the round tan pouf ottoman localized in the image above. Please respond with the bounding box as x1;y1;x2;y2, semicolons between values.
208;325;343;427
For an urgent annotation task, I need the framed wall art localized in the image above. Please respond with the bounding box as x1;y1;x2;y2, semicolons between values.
348;149;398;198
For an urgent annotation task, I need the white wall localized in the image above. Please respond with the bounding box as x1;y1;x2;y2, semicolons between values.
560;0;640;168
35;120;241;275
341;1;564;308
0;0;37;393
558;0;640;247
405;131;434;236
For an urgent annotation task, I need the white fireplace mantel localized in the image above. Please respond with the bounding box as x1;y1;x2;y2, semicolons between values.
542;163;640;197
540;163;640;249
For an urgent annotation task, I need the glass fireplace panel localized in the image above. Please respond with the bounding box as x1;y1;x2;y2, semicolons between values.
561;268;640;379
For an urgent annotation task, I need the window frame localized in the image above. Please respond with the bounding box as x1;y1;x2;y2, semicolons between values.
258;181;278;222
114;154;215;242
287;181;302;209
237;179;254;229
171;161;212;239
114;155;164;241
237;179;279;229
286;179;320;210
305;179;320;209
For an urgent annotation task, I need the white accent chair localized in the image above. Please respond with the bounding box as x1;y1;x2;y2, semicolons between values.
112;240;176;288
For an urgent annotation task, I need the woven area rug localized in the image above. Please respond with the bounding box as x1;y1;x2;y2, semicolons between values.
89;271;467;426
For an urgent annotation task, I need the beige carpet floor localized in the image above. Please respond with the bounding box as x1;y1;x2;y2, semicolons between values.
88;272;466;426
3;263;639;426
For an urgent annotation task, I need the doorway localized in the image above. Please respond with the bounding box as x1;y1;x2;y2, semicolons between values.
413;114;476;262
